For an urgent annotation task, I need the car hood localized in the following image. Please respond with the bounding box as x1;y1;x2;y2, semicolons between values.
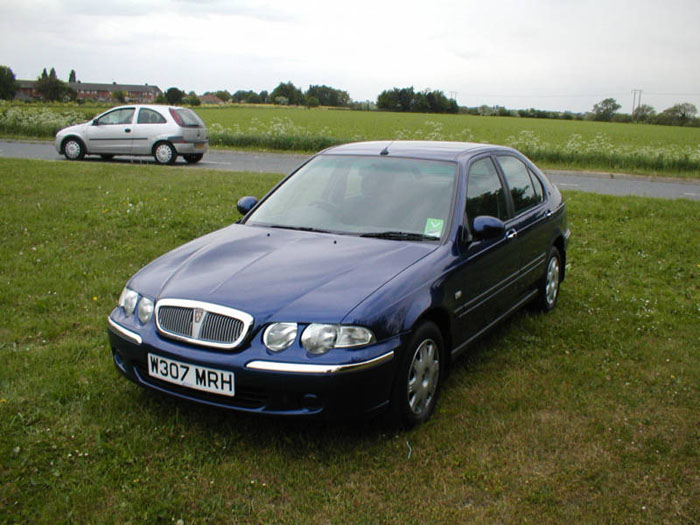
129;224;436;325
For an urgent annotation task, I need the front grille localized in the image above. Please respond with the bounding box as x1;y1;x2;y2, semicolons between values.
155;299;253;350
200;312;244;343
158;306;193;336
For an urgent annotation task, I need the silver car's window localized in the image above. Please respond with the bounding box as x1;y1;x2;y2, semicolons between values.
96;108;134;125
466;157;508;222
496;155;540;214
170;108;204;127
246;155;457;239
137;108;167;124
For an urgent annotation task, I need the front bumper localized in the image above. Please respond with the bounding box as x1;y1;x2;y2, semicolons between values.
107;313;402;418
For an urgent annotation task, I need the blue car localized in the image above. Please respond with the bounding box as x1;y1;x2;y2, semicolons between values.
108;140;569;426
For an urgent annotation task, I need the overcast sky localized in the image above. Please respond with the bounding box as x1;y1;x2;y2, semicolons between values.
1;0;699;113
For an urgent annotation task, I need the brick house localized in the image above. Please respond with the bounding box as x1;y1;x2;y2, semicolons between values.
16;80;162;102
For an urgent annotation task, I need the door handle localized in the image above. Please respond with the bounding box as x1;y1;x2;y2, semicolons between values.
506;229;518;241
124;128;131;133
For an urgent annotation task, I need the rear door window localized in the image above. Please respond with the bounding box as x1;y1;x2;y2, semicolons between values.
496;155;542;214
137;108;167;124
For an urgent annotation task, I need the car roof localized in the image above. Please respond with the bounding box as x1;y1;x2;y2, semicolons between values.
106;104;188;112
319;140;518;162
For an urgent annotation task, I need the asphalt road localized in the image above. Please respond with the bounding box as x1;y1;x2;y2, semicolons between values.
2;140;699;201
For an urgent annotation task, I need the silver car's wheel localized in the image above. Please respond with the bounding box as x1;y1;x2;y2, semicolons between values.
63;138;85;160
153;142;177;165
392;321;443;427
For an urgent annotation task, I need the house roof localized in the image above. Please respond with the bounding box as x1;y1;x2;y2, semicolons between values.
69;82;161;93
199;94;224;104
16;80;161;94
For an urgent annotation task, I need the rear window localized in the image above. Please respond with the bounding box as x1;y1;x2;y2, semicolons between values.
169;108;204;128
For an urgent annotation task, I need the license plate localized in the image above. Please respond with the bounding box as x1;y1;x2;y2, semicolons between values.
147;353;234;397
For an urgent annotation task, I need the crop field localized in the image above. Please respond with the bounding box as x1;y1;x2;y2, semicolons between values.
1;159;698;523
2;102;700;177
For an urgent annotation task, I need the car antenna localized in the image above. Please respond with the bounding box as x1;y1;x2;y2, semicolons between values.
380;142;393;156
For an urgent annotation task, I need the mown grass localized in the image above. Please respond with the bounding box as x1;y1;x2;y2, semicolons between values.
1;158;698;523
3;102;700;177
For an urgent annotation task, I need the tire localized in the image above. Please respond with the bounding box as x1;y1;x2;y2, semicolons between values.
62;137;85;160
391;321;444;427
153;142;177;165
535;246;562;312
100;154;114;160
183;153;203;164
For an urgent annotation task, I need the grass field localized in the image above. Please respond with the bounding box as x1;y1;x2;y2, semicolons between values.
3;102;700;177
1;159;698;523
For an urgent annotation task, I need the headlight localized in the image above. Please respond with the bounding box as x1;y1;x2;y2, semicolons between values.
118;286;154;324
301;324;376;355
137;296;154;324
263;322;298;352
118;287;139;316
336;326;376;347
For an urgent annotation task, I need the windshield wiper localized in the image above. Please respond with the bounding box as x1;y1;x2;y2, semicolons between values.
359;231;438;241
267;224;333;234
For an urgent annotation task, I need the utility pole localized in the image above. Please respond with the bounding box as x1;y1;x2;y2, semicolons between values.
631;89;642;114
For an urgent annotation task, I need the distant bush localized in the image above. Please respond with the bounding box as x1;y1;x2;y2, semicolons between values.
506;129;700;173
207;117;343;151
0;103;91;136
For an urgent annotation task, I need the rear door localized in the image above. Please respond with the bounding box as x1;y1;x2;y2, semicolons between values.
495;155;550;295
84;107;135;154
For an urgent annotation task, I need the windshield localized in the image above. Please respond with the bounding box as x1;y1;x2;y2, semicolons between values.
246;155;457;239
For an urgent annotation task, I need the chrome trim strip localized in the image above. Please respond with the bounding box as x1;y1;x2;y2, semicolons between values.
155;298;254;350
455;268;520;318
245;351;395;375
521;252;547;277
451;289;538;359
108;317;142;345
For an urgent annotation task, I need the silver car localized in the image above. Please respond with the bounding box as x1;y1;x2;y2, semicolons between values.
55;105;209;164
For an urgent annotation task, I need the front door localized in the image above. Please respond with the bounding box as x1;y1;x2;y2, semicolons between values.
84;107;135;154
450;156;520;346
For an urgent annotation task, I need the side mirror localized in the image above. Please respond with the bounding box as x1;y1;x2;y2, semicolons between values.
236;196;258;216
92;119;98;126
472;215;505;241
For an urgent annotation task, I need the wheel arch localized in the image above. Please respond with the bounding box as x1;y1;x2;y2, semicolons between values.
60;135;86;154
552;233;566;281
406;305;454;371
151;139;173;155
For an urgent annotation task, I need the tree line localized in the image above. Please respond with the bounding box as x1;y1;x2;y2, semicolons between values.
200;82;352;108
1;65;697;127
463;97;699;127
